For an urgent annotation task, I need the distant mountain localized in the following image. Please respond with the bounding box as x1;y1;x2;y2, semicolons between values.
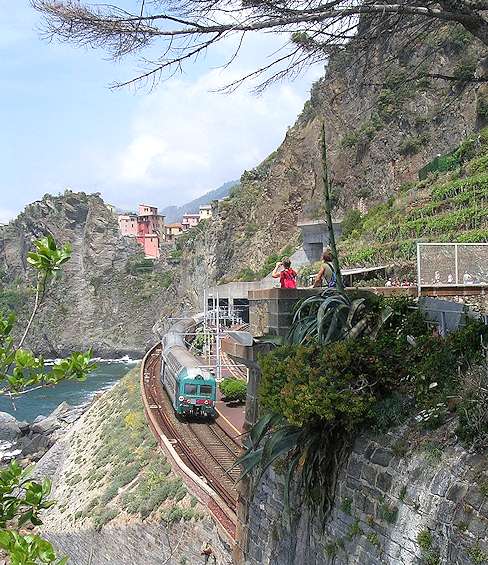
160;180;237;223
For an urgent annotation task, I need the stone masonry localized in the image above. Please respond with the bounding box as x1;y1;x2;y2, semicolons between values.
244;421;488;564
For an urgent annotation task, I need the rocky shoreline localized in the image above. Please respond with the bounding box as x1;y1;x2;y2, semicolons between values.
0;400;93;467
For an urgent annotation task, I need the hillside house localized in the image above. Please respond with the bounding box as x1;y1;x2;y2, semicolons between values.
165;223;184;241
182;213;200;231
117;204;165;259
199;205;212;221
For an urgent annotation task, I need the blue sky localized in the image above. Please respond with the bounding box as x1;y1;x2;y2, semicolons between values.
0;1;322;222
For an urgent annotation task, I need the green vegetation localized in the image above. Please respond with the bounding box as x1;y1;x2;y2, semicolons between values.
237;244;296;281
72;369;202;529
456;363;488;449
468;543;488;564
347;518;363;540
287;288;393;346
219;378;247;403
238;293;487;520
399;134;430;156
378;501;398;524
341;209;363;238
366;532;381;549
339;127;488;267
126;255;154;275
340;497;352;515
417;529;440;565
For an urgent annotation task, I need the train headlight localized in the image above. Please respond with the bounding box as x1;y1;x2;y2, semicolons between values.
178;396;185;402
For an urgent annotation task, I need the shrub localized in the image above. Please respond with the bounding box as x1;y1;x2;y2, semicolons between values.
342;209;363;238
378;501;398;524
453;58;477;82
456;363;488;449
371;393;413;432
92;507;119;530
219;378;247;403
259;338;400;429
477;96;488;122
399;134;430;156
126;256;154;275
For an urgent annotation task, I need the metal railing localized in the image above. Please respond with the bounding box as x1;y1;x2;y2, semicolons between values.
417;242;488;289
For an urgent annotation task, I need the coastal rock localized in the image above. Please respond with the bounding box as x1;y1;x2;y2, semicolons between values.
0;412;21;443
17;433;53;459
31;417;61;435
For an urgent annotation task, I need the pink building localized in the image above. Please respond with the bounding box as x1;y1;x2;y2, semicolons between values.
118;214;138;236
117;204;165;259
182;213;200;231
136;234;160;259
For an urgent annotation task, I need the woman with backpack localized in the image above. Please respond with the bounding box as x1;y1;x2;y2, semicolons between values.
313;248;336;288
272;257;297;289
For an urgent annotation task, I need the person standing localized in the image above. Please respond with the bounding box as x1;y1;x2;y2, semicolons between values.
272;257;297;289
313;248;336;288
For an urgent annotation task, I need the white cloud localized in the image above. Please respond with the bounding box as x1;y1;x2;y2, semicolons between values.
108;64;317;206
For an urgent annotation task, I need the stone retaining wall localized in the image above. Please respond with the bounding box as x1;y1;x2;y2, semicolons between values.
44;519;231;565
243;422;488;564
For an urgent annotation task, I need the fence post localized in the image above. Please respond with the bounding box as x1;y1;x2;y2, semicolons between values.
417;242;421;297
455;244;459;285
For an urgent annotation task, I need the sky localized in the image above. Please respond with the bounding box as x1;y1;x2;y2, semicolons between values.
0;1;323;222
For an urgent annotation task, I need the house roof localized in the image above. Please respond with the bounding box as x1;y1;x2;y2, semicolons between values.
166;223;183;229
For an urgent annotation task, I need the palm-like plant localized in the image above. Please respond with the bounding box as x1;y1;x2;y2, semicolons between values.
288;288;393;345
236;413;350;520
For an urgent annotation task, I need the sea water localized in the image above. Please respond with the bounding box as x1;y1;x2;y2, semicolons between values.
0;360;139;422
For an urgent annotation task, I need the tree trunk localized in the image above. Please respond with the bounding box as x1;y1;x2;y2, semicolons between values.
320;123;344;291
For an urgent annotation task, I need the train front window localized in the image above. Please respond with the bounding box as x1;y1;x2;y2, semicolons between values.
184;383;197;395
200;384;213;397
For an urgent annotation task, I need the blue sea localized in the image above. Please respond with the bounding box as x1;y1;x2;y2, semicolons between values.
0;360;138;422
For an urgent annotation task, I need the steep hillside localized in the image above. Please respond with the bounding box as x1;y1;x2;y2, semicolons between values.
160;180;237;223
0;192;178;357
338;126;488;270
180;20;488;292
38;367;232;564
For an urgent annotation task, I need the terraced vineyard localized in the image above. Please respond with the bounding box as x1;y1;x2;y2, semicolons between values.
339;127;488;269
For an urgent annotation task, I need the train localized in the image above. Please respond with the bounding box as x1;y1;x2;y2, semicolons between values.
160;316;217;418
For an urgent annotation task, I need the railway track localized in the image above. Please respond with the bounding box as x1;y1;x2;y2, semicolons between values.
142;344;241;513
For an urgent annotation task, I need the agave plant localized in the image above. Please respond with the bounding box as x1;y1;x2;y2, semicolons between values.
287;288;392;345
235;413;350;520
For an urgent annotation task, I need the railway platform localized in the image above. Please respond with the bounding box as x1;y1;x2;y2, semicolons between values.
215;390;245;443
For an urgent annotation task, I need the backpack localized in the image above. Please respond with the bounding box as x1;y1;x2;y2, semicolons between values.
328;268;337;288
281;268;297;289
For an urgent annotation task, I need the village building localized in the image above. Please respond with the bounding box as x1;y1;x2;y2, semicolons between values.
165;223;184;241
199;204;212;221
182;213;200;231
117;204;165;259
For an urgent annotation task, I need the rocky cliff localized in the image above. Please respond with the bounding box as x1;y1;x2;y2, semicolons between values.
0;192;178;357
180;20;488;292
